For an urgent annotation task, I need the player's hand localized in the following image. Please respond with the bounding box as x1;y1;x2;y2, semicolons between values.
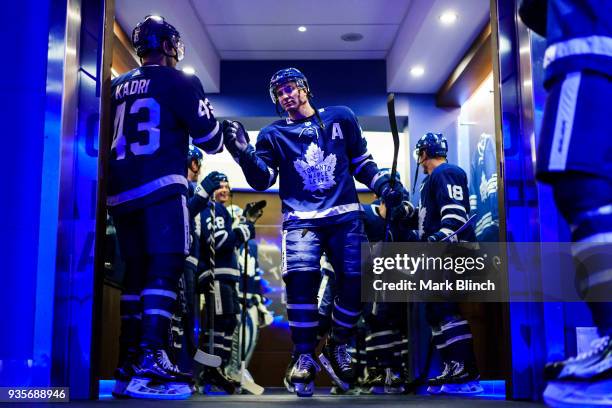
391;200;415;221
200;171;226;197
222;120;250;157
244;200;266;223
380;181;404;209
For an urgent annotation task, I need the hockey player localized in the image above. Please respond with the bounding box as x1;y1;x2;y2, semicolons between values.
519;1;612;407
411;133;483;395
226;206;271;393
360;180;413;395
170;147;227;371
197;174;263;393
107;15;224;399
222;68;405;396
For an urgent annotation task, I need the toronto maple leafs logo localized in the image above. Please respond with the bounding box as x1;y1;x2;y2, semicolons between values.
294;143;337;192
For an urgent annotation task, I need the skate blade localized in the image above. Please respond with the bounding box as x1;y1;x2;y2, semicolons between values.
295;381;315;397
385;385;405;394
427;385;443;394
283;377;295;393
544;379;612;408
126;377;192;400
441;381;484;394
318;353;349;391
111;379;130;399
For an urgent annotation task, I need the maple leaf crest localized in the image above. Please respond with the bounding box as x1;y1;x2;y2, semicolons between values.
294;143;337;192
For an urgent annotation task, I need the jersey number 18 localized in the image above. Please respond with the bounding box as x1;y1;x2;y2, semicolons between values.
111;98;160;160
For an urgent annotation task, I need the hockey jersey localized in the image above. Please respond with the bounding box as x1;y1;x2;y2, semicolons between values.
237;106;383;229
107;65;222;214
519;0;612;87
236;240;263;304
198;202;255;283
418;163;475;242
469;134;499;241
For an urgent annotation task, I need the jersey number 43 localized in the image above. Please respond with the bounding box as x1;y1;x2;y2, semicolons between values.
111;97;160;160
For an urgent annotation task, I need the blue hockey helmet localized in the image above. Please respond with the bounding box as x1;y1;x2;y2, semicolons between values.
269;68;311;103
187;144;203;167
132;15;184;61
413;132;448;161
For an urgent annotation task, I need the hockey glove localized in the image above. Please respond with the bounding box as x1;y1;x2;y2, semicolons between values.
391;200;416;221
198;171;227;198
426;231;448;242
373;175;404;209
222;120;250;158
244;200;266;223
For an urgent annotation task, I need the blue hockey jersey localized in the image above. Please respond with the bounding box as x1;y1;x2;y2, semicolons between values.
199;202;255;283
520;0;612;87
107;65;223;214
236;240;263;303
469;134;499;241
237;106;383;229
418;163;475;242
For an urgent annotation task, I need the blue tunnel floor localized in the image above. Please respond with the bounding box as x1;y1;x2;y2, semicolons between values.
15;387;545;408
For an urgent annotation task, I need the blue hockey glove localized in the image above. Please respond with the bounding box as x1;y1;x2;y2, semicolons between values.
391;199;416;221
374;175;404;209
199;171;227;198
222;120;250;158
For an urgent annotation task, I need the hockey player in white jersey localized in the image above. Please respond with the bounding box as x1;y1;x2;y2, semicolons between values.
222;68;404;396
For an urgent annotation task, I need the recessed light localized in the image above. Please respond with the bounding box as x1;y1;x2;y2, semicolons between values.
298;26;307;32
439;11;458;25
182;66;195;75
341;33;364;42
410;66;425;77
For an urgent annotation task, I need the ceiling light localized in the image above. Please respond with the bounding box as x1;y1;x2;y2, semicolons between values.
182;66;195;75
298;26;307;32
439;11;458;25
410;66;425;77
341;33;364;42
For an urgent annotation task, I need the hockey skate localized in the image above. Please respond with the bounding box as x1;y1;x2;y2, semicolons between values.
384;368;405;394
112;350;138;399
441;360;483;394
319;340;355;391
426;361;454;394
543;336;612;408
361;366;386;394
199;365;237;394
284;353;320;397
125;348;193;400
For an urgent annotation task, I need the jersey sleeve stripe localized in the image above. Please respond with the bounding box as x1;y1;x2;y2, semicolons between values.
351;151;371;164
354;159;375;175
441;214;468;223
440;204;467;213
192;121;220;144
107;174;188;206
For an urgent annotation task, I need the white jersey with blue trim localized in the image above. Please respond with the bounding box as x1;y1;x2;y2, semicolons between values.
241;106;382;229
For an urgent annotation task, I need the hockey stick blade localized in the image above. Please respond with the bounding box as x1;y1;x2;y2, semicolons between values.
194;348;222;368
240;362;264;395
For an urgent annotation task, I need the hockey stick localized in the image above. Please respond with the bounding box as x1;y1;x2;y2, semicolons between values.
239;241;264;395
440;214;477;242
384;93;401;242
194;198;222;368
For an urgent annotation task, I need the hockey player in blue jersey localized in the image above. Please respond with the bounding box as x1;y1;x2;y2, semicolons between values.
107;15;224;400
197;174;263;394
222;68;405;396
519;1;612;407
411;133;483;395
